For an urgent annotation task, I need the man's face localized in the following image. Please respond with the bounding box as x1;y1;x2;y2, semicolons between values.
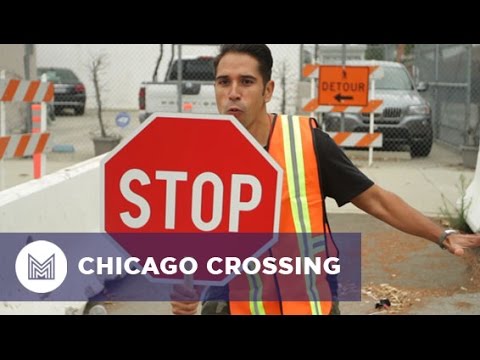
215;53;273;128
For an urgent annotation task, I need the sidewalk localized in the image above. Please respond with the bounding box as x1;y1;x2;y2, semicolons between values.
2;143;475;217
1;155;78;191
327;144;474;216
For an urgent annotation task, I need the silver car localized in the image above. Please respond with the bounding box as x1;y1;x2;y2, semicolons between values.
323;61;432;157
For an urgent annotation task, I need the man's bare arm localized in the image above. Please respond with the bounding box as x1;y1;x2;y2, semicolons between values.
351;184;480;256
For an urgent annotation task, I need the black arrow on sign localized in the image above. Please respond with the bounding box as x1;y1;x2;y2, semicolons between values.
334;93;354;102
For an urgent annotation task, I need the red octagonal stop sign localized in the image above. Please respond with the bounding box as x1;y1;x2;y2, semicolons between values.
101;113;283;285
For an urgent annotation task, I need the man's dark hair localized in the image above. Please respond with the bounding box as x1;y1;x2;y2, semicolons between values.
214;44;273;85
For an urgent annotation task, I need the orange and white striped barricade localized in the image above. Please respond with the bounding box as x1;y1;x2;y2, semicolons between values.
0;78;54;103
0;133;52;160
303;64;384;166
328;132;383;149
0;75;54;188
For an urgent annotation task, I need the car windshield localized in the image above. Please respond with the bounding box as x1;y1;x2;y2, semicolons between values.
375;67;414;91
168;59;215;81
37;68;79;84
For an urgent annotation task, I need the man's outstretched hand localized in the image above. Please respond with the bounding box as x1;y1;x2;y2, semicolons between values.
444;233;480;256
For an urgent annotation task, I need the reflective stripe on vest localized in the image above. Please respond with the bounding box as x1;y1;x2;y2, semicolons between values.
230;115;334;315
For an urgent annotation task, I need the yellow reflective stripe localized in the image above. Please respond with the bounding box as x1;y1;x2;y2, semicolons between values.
311;301;323;315
246;269;266;315
291;116;312;233
249;302;266;315
312;234;326;254
280;115;302;232
281;115;323;315
293;117;325;315
290;116;322;315
296;117;325;315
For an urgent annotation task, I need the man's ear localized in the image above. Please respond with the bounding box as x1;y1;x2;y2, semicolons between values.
264;80;275;103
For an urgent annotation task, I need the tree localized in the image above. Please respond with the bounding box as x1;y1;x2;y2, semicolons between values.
88;53;109;138
87;52;121;156
152;44;164;82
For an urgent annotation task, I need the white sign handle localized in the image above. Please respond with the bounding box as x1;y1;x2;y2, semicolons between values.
368;77;376;167
36;73;48;178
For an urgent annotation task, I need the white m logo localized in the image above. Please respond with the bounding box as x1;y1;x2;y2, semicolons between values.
28;254;55;280
16;240;67;294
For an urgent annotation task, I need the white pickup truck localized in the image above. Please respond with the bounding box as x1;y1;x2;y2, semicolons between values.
138;56;218;123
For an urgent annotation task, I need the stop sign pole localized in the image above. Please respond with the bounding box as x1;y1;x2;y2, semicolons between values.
100;113;283;285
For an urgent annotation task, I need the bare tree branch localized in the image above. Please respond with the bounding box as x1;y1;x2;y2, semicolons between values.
88;53;108;138
152;44;164;82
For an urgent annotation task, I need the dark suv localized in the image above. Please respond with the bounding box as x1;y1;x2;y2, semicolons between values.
322;61;432;157
37;67;86;116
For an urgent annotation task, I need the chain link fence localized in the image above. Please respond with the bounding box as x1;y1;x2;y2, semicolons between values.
19;44;478;163
414;44;480;149
34;44;303;161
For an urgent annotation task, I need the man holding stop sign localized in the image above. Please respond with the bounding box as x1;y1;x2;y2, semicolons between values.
168;44;480;315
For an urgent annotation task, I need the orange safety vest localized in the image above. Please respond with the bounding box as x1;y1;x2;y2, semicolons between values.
229;115;338;315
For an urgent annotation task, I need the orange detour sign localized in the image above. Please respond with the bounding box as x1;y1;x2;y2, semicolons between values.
302;64;383;114
318;66;370;107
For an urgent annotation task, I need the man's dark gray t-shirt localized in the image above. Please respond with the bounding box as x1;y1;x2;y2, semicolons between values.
312;128;374;206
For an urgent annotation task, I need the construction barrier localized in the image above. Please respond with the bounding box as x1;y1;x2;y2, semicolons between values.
0;77;53;189
328;132;383;148
0;79;54;103
302;64;384;114
304;99;384;114
303;63;385;166
0;133;51;160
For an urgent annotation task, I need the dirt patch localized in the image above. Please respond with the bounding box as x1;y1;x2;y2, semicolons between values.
454;301;473;310
330;213;480;314
358;283;479;315
362;283;419;314
464;249;480;288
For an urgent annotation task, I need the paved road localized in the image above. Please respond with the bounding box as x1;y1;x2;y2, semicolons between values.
45;109;138;162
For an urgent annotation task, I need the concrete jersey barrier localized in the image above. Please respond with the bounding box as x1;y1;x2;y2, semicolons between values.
0;155;110;314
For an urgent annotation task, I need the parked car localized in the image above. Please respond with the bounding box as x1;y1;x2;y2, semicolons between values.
37;67;86;116
322;61;433;157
